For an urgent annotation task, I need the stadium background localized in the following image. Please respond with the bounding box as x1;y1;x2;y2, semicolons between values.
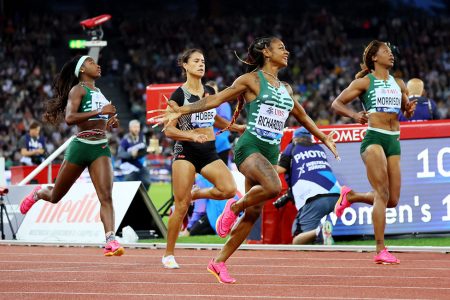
0;0;449;242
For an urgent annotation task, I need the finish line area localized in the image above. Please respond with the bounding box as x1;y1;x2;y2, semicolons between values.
1;240;450;253
1;242;449;300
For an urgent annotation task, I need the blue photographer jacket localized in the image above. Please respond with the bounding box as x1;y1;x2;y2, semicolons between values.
279;142;340;210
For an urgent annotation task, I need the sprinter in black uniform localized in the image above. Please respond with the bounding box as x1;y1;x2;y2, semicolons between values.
161;49;239;269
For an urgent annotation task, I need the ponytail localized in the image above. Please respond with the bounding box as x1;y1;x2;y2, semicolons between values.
355;40;385;79
355;64;370;79
44;56;81;125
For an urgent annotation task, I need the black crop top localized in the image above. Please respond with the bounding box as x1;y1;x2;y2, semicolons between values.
170;85;217;130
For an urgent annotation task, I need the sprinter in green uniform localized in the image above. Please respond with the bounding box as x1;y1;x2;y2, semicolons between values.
150;37;339;284
332;41;416;264
19;55;124;257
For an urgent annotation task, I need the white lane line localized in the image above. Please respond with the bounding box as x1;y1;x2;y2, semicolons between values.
1;260;449;271
0;279;448;290
0;252;448;264
0;292;429;300
2;269;449;281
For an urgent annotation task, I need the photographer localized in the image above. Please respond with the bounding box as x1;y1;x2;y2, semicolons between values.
398;78;441;122
118;120;152;190
276;127;371;245
19;122;46;166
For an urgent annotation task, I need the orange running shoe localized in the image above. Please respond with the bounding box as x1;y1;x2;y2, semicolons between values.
207;259;236;284
104;240;125;256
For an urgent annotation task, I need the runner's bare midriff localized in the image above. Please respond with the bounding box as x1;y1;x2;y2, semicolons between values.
368;112;400;131
193;127;216;141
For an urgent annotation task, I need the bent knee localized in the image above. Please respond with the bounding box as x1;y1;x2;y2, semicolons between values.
218;184;237;199
265;183;282;199
174;200;190;213
98;195;113;205
387;197;400;208
375;187;390;203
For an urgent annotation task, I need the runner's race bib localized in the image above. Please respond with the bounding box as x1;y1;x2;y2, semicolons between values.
190;109;217;128
255;104;289;139
374;87;401;113
91;91;110;120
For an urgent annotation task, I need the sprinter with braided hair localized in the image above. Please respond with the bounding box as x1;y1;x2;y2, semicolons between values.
332;40;416;264
20;55;124;256
150;37;338;283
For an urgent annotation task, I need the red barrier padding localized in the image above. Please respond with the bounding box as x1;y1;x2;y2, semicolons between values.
146;83;183;124
10;165;61;185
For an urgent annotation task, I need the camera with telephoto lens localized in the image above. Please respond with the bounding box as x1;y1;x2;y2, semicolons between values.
0;186;8;196
273;188;294;209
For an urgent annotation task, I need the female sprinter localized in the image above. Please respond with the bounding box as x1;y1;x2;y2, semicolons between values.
331;40;416;264
161;48;242;269
20;55;123;256
151;37;339;283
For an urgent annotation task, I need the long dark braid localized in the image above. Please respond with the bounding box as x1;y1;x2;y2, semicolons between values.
355;40;385;79
44;55;82;125
218;37;277;134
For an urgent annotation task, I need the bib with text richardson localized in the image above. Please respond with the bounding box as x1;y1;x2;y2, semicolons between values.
255;104;290;139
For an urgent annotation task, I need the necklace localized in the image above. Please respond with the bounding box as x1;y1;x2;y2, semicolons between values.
79;81;97;91
260;70;281;87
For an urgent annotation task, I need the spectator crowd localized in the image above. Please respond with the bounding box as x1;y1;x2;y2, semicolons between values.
1;4;449;169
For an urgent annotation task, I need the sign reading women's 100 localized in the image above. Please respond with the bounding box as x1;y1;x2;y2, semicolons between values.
328;138;450;236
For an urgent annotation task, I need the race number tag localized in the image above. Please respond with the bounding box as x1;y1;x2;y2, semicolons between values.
190;109;217;128
255;104;289;139
91;91;110;120
374;87;401;113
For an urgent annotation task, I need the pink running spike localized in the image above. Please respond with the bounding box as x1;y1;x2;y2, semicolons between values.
334;186;352;218
374;248;400;265
104;240;125;256
19;186;42;214
216;198;238;238
207;259;236;284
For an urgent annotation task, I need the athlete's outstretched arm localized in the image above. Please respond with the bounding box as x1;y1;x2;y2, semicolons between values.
214;115;246;133
331;78;369;124
149;74;251;127
179;75;248;114
162;101;208;143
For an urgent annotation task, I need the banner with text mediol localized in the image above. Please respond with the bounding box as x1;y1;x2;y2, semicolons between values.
15;181;166;242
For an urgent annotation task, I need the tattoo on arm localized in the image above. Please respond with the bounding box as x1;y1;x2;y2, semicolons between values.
186;98;209;113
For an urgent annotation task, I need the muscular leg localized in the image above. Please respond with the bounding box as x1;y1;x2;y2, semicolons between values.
347;190;375;205
230;153;281;215
362;145;390;253
215;154;280;263
88;156;115;234
193;159;236;200
164;160;196;257
387;155;401;208
36;160;85;203
216;203;264;262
